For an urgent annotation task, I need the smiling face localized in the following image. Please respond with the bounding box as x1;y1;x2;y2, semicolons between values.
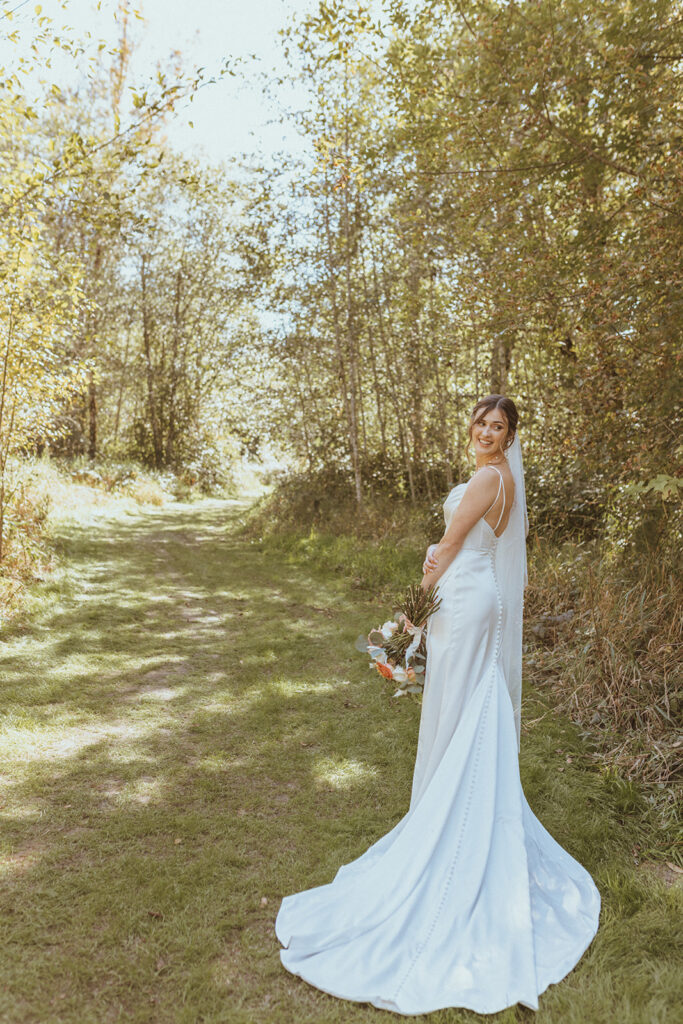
471;406;510;459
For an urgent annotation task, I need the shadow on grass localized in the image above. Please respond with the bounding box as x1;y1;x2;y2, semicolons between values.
0;500;424;1024
0;500;680;1024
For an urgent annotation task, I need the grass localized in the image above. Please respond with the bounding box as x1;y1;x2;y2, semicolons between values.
0;497;681;1023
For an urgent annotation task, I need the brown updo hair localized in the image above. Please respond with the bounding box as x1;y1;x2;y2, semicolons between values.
467;394;519;454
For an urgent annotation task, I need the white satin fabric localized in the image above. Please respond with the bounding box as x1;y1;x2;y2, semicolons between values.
276;482;601;1015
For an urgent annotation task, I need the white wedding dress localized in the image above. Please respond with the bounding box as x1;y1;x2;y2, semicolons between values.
276;462;601;1015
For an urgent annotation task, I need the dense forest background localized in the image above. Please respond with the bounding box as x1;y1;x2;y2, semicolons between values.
0;0;681;787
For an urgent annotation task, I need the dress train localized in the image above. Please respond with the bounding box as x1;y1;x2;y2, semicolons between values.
275;475;601;1015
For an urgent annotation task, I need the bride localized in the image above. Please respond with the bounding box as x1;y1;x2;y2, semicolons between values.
275;394;601;1015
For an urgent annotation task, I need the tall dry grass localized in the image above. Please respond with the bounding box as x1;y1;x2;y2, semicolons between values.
525;540;681;787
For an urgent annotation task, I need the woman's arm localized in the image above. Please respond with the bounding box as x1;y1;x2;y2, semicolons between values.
420;471;499;590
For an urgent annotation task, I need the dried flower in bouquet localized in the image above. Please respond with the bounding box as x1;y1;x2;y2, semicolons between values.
355;584;442;696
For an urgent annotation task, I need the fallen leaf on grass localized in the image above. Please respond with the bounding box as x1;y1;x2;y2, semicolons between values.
147;909;164;920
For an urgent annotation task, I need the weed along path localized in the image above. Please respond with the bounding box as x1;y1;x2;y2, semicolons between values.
0;500;680;1024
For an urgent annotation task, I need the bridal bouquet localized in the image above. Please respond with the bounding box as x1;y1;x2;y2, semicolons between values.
355;584;441;696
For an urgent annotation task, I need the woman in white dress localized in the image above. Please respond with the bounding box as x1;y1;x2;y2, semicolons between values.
275;395;601;1015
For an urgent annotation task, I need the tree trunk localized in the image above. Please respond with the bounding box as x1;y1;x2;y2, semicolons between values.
323;190;362;508
359;246;388;457
490;331;513;394
88;369;97;460
140;255;163;468
165;266;184;465
376;248;416;503
429;276;454;488
341;89;363;508
113;326;131;446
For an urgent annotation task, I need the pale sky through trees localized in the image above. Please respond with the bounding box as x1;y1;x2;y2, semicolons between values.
1;0;318;166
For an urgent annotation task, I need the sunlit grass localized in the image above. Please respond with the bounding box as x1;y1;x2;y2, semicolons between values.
0;498;680;1023
313;756;378;790
270;678;336;697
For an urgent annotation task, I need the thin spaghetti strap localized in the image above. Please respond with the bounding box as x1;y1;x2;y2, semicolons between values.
493;477;506;532
481;465;505;531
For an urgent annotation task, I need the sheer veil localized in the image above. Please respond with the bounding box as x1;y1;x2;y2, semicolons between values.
497;433;529;750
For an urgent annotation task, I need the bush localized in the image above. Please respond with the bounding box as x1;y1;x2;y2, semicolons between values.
603;476;682;566
246;465;444;547
124;477;166;506
0;465;55;618
120;421;237;495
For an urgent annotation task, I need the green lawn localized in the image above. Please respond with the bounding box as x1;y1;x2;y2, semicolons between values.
0;499;680;1023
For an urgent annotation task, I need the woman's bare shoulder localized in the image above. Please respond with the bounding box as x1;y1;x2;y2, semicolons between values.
475;463;515;498
463;467;500;503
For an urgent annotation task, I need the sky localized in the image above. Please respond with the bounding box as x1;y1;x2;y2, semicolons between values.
1;0;319;167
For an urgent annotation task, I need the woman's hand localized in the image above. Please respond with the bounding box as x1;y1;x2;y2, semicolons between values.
422;544;439;575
